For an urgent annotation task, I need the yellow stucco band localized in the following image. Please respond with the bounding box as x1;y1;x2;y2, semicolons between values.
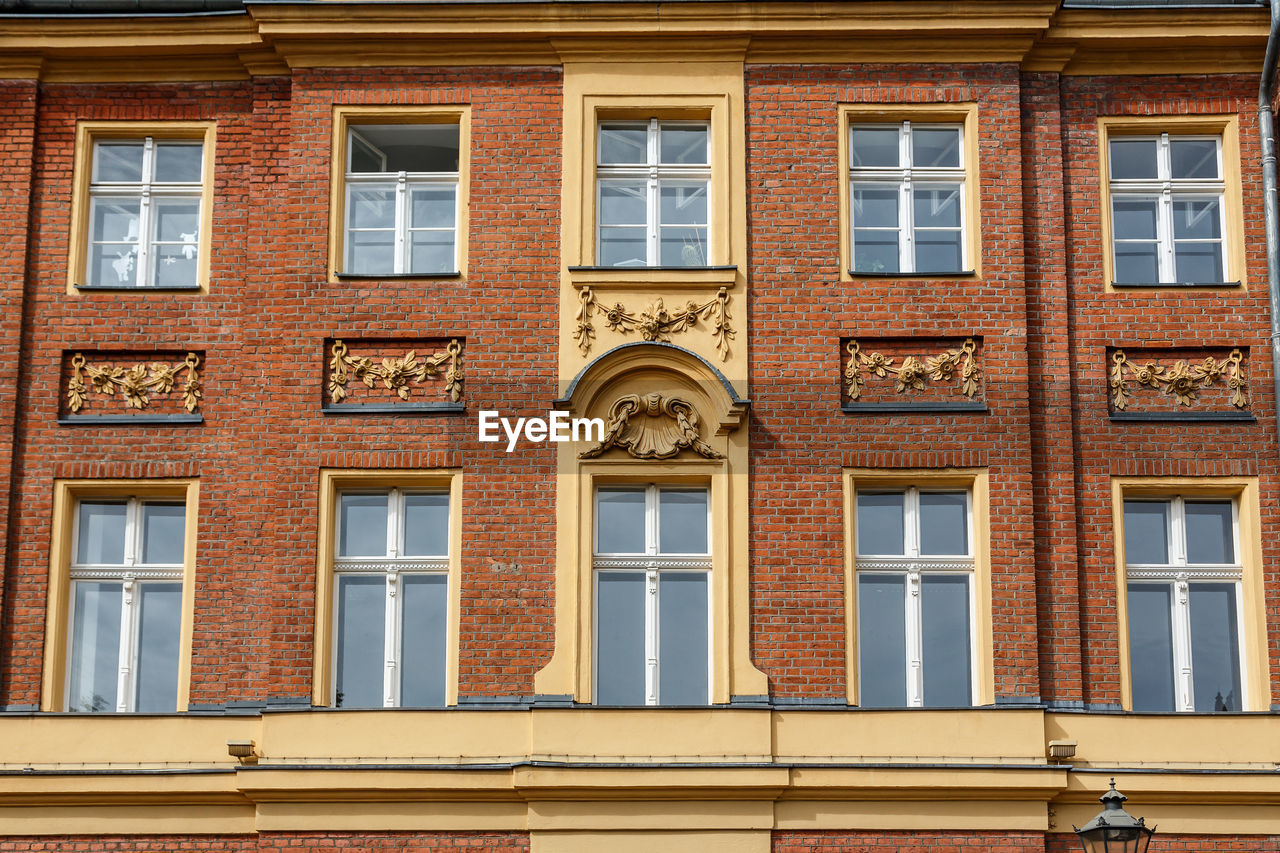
1;709;1279;835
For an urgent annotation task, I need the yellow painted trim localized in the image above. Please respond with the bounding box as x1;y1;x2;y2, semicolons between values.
842;468;994;707
312;469;463;707
1097;116;1245;293
327;105;471;284
42;479;198;712
1110;476;1270;712
838;104;981;282
532;830;768;853
66;122;216;295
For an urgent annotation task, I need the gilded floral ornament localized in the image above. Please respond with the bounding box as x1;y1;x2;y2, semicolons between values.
328;339;463;405
845;339;981;401
574;286;734;361
67;352;201;414
580;392;724;460
1110;348;1247;410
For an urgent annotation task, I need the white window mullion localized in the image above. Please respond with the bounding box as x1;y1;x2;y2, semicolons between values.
384;571;399;708
1158;187;1176;281
1172;574;1194;712
393;173;408;274
905;569;923;707
645;566;659;706
136;138;155;288
116;575;136;712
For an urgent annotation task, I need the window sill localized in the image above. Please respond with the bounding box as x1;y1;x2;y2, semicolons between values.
332;271;463;281
567;265;738;289
58;413;203;426
73;284;203;293
1110;280;1242;290
1109;410;1254;423
322;402;464;416
842;401;987;414
848;270;977;279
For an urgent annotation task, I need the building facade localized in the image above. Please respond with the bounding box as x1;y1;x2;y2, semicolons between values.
0;0;1278;850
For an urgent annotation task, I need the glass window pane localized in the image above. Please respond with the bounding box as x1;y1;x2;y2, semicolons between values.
1184;501;1234;564
141;503;185;565
410;186;455;229
857;574;907;707
93;142;144;183
1170;138;1219;180
1174;242;1224;284
596;572;646;704
68;581;123;712
919;492;968;556
400;575;447;707
913;187;961;228
921;575;972;707
1114;243;1159;284
347;186;395;229
658;572;708;705
350;124;458;173
914;231;964;274
659;225;708;266
153;242;199;288
335;575;385;708
90;196;142;244
346;230;394;276
1189;583;1242;712
599;181;646;226
409;231;455;274
599;228;648;267
850;127;899;168
1172;198;1222;240
659;125;708;165
596;488;646;554
856;492;905;556
153;143;203;183
1109;139;1158;180
852;185;899;228
135;582;181;712
659;182;707;226
76;501;127;565
911;128;960;168
658;489;708;554
1113;198;1158;240
403;493;449;557
599;124;648;165
1127;583;1176;712
89;244;138;287
339;493;389;557
1124;500;1169;565
852;232;900;274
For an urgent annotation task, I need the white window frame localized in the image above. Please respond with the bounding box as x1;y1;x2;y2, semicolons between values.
849;121;967;274
595;118;711;267
1123;495;1246;712
592;484;712;705
66;497;184;712
854;487;977;707
343;125;460;275
1108;133;1227;284
87;136;204;288
331;487;449;708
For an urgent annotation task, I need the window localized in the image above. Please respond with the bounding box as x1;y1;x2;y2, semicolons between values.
68;123;216;291
331;488;450;708
853;487;975;707
593;485;711;705
1108;134;1227;284
596;119;710;267
343;124;460;275
848;121;967;275
1123;496;1244;712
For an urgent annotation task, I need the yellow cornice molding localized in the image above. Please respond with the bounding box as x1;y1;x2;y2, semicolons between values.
0;54;42;80
0;14;259;51
745;36;1038;66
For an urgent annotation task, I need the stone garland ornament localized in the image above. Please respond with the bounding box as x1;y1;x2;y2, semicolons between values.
327;339;463;405
844;338;981;401
580;392;724;460
1110;348;1247;411
574;286;734;361
67;352;202;414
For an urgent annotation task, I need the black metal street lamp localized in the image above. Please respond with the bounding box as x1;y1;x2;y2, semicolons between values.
1073;779;1156;853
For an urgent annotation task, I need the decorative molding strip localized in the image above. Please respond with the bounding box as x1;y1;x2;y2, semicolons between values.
580;392;724;460
66;352;202;416
1109;348;1247;412
574;286;733;360
844;338;981;402
327;339;463;406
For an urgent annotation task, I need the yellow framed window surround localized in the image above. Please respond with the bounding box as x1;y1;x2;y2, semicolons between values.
1112;477;1270;712
43;479;199;712
313;470;463;707
839;104;980;280
842;468;993;707
1098;116;1244;290
328;106;470;282
67;122;216;293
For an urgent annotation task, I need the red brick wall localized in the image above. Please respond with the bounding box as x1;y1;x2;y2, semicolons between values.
0;833;529;851
774;831;1045;852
